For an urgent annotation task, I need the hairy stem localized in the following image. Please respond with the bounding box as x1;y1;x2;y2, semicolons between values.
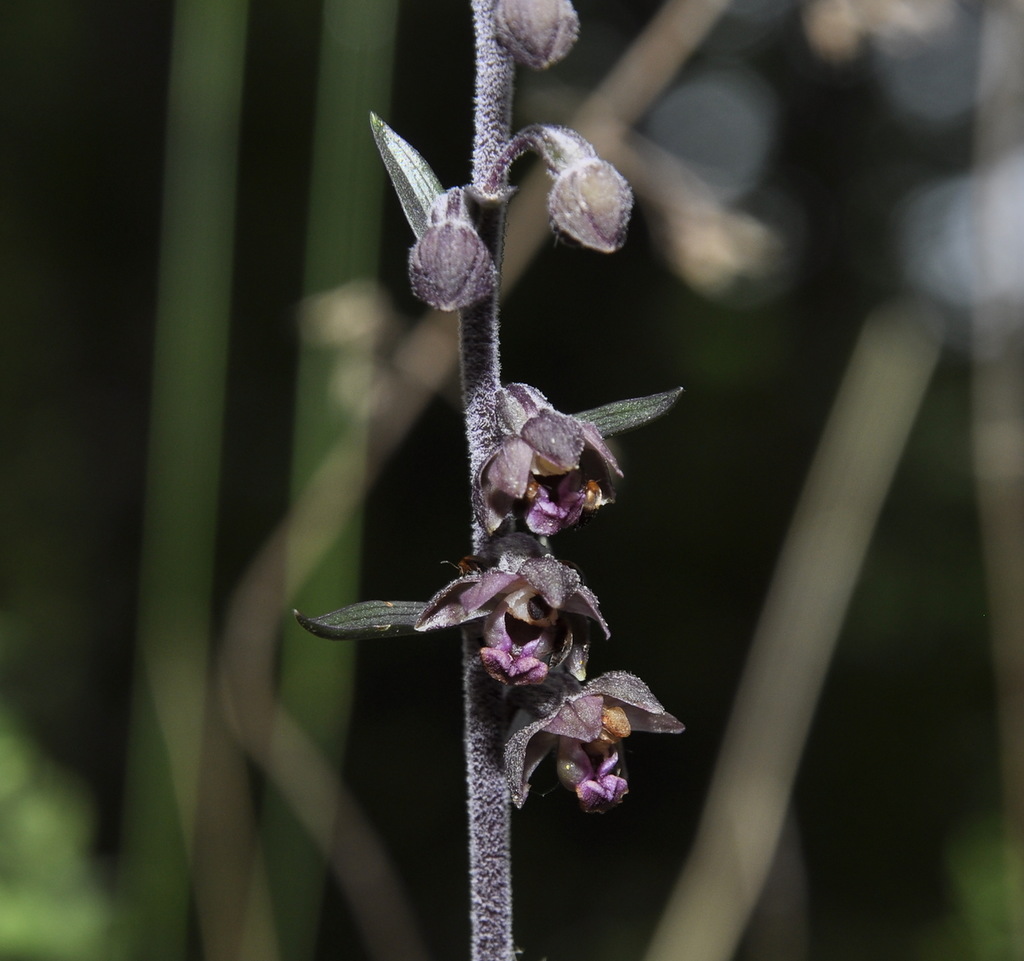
462;629;514;961
470;0;515;191
462;0;513;535
461;3;515;960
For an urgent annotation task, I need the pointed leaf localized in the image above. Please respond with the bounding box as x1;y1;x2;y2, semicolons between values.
573;387;683;438
370;112;444;239
294;600;428;640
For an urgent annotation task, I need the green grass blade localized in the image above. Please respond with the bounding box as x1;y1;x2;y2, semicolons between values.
117;0;249;957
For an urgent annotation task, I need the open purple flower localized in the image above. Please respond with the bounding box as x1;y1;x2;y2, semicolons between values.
505;671;684;812
480;383;622;536
416;534;607;685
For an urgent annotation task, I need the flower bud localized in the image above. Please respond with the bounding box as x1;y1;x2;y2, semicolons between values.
548;158;633;253
408;188;497;311
495;0;579;70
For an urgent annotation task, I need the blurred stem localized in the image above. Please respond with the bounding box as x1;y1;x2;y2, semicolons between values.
119;0;248;957
258;2;399;959
214;304;453;961
643;306;940;961
972;0;1024;954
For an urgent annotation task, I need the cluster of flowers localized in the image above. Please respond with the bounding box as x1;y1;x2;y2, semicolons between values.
415;380;684;812
300;378;683;812
298;0;682;814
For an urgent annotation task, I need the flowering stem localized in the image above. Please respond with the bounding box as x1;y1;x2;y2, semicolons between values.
461;3;516;960
462;2;512;531
462;629;514;961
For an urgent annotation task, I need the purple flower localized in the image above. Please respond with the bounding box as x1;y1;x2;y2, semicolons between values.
480;383;622;535
416;534;608;685
504;671;684;812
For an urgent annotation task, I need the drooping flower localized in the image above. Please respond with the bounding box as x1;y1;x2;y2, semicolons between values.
504;671;684;811
416;533;607;685
512;125;633;252
479;383;622;536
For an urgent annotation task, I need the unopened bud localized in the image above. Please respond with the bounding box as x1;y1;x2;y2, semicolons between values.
495;0;579;70
408;189;497;311
547;158;633;253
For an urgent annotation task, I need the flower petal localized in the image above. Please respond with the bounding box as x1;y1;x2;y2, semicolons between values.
505;722;558;808
415;574;483;630
486;436;536;498
578;421;622;477
584;671;685;733
543;694;604;740
560;583;609;638
459;568;520;613
520;410;584;472
519;555;579;609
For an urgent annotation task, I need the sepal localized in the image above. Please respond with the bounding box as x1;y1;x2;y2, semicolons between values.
370;112;444;239
294;600;427;640
574;387;683;438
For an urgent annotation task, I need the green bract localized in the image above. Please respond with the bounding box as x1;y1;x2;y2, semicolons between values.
370;112;445;239
574;387;684;438
294;599;427;640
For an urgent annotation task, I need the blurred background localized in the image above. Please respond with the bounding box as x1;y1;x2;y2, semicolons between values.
1;0;1022;959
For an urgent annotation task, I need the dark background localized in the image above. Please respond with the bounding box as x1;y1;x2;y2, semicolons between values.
0;0;1012;960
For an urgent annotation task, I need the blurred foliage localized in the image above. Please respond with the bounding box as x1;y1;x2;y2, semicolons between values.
0;0;1019;959
918;815;1023;961
0;685;115;960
